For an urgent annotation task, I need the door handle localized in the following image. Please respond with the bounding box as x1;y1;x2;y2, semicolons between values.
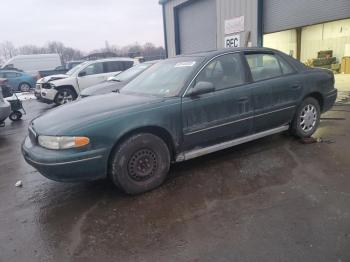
290;84;301;89
237;97;249;102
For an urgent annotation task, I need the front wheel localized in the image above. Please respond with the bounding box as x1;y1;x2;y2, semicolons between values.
291;97;321;138
109;133;171;195
54;88;76;106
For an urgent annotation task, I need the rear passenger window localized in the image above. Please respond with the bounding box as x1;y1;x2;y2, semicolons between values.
122;61;134;70
245;54;282;81
104;61;124;73
4;72;17;78
195;53;245;91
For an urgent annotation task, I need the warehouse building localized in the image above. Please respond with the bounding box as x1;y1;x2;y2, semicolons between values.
160;0;350;75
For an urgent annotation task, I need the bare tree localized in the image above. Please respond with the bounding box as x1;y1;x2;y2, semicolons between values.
0;41;165;65
0;41;17;62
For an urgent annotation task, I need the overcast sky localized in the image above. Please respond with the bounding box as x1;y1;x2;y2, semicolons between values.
0;0;164;51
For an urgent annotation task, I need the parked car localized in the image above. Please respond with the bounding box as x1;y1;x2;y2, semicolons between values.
0;70;37;92
80;61;158;98
35;58;139;105
22;48;337;194
0;79;11;127
38;61;84;78
1;54;62;75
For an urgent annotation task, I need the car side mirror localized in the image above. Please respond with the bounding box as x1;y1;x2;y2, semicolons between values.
78;71;87;77
187;81;215;97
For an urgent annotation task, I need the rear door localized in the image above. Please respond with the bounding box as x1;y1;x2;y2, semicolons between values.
181;53;253;151
244;52;302;132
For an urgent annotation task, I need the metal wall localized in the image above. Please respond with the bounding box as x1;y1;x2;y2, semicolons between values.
162;0;259;57
216;0;258;49
264;0;350;33
163;0;189;57
177;0;217;54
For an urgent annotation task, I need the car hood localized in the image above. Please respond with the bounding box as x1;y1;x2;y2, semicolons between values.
38;74;69;83
80;81;127;97
31;93;164;135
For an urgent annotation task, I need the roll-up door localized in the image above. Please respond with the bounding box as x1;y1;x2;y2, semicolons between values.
176;0;217;54
264;0;350;33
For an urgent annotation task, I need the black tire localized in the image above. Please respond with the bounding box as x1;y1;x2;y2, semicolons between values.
9;111;22;121
54;88;76;106
19;82;31;92
291;97;321;138
109;133;171;195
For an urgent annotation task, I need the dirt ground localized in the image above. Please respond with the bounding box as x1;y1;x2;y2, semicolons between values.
0;88;349;261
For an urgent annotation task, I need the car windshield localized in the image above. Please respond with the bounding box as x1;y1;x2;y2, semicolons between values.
121;57;203;97
66;61;89;76
110;63;154;82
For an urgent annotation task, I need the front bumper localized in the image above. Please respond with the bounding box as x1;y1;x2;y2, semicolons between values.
22;136;108;182
34;85;41;99
323;89;338;112
37;88;57;104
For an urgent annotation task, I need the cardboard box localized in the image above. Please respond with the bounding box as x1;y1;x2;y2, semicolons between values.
341;57;350;74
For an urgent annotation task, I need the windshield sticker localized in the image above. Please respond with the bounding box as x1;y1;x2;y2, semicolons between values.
175;61;196;68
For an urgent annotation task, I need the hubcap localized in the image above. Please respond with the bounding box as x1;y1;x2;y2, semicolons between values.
128;149;157;181
300;104;317;132
57;91;73;104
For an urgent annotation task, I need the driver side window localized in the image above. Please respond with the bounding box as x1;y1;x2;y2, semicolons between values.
194;53;245;91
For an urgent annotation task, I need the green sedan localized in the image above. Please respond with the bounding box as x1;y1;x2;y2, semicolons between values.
22;48;337;194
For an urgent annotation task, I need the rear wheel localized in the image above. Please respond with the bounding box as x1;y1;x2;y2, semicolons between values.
291;97;321;138
109;133;171;195
54;88;76;105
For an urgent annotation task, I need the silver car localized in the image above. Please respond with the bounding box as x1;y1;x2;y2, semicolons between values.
0;79;11;126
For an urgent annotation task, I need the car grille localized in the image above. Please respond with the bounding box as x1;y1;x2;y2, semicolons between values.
28;126;37;144
41;83;51;89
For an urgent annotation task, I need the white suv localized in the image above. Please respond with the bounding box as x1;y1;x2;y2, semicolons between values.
36;58;139;105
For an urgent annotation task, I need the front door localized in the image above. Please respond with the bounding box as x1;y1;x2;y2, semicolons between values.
77;62;106;90
181;53;253;151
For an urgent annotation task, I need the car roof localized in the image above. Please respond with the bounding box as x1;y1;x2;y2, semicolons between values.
90;57;136;63
0;70;22;73
178;47;282;59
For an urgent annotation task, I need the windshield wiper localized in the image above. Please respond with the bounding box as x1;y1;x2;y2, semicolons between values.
113;89;120;93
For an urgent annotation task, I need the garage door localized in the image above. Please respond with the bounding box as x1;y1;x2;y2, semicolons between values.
264;0;350;33
177;0;217;54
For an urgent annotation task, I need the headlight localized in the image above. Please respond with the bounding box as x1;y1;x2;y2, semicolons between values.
38;136;90;150
49;83;56;89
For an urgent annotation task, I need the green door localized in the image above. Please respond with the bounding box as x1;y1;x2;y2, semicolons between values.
181;53;254;151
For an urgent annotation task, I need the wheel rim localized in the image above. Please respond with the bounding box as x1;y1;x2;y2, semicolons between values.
300;104;317;132
20;83;30;92
128;149;158;181
57;91;73;104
